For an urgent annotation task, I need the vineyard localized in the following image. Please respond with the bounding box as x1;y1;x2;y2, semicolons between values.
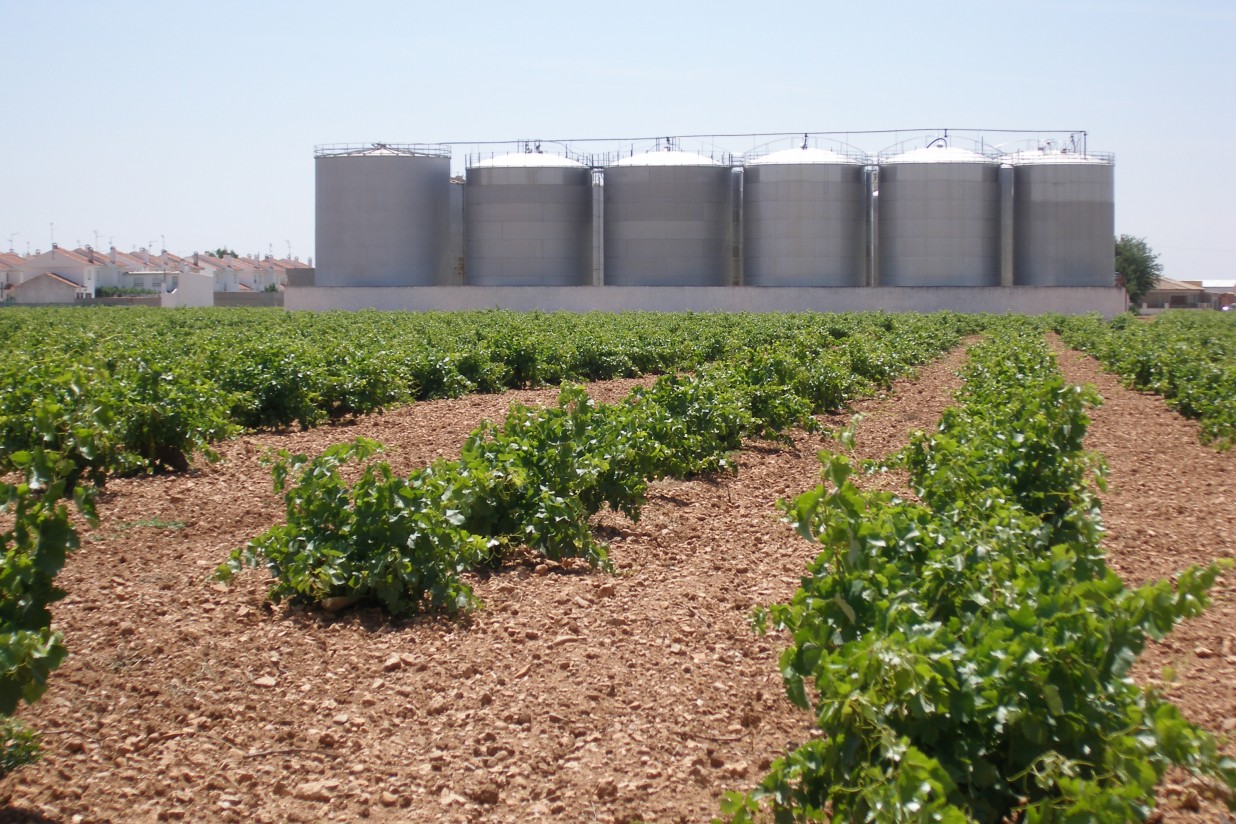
0;308;1234;822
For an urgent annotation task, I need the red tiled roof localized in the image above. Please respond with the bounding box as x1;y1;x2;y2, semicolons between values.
1151;277;1207;292
21;247;97;267
49;248;94;265
17;272;82;289
110;251;148;267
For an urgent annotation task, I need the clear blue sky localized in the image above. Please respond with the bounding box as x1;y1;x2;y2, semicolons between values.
3;0;1233;281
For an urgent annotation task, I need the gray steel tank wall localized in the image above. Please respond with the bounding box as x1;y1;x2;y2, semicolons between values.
1013;163;1115;287
742;163;867;286
315;154;450;287
876;162;1001;286
465;166;593;286
602;166;732;286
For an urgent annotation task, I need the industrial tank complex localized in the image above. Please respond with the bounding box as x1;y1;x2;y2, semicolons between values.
303;130;1122;315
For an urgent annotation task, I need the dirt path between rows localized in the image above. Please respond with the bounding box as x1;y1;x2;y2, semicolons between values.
0;349;969;824
1053;341;1236;821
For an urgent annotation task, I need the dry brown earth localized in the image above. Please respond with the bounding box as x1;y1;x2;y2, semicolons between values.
1;339;1232;822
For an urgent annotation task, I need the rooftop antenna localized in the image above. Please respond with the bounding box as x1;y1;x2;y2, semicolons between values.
285;240;292;258
50;222;55;247
6;232;18;253
94;229;100;249
160;234;166;253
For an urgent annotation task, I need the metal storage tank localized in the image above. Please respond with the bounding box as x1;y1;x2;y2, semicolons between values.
603;151;731;286
877;143;1000;287
1009;149;1115;287
314;144;451;287
465;153;592;286
743;147;867;286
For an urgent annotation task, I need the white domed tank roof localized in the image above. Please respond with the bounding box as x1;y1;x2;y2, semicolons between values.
748;147;861;166
322;143;449;158
351;145;411;156
884;144;995;164
611;150;724;167
1003;149;1111;165
474;152;587;169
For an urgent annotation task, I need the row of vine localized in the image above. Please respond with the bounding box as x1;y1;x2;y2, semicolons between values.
219;313;970;614
1053;310;1236;448
724;325;1235;821
0;308;983;480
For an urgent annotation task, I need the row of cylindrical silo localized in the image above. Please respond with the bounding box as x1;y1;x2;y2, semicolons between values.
875;143;1115;287
314;142;1115;288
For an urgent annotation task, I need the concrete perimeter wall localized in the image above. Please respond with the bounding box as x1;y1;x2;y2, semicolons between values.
286;286;1127;318
82;296;162;307
214;292;285;308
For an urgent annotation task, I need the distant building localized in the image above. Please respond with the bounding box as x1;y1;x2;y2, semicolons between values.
1142;278;1217;311
12;271;84;304
8;245;106;297
1194;282;1235;310
0;252;24;297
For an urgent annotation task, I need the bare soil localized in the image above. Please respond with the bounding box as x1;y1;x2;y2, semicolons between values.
1;340;1232;822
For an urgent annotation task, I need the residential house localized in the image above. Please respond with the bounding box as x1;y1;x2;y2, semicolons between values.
8;245;105;297
12;272;84;304
1141;277;1216;312
192;253;251;292
118;249;181;293
0;252;24;297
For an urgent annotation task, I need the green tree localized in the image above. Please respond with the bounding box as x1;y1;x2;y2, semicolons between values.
210;247;237;259
1115;234;1163;308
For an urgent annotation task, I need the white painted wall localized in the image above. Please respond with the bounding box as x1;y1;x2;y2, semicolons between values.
286;285;1128;318
162;270;215;308
13;273;80;304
